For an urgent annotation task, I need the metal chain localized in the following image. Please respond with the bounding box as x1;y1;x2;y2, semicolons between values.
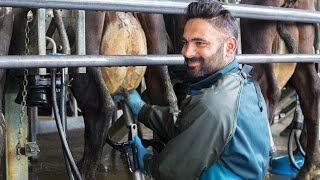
17;10;33;160
24;10;33;55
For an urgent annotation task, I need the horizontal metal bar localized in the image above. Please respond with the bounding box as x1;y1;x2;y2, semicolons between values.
0;54;319;69
229;4;320;23
0;0;320;23
237;54;320;63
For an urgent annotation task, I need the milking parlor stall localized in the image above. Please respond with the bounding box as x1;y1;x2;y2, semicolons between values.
0;0;320;179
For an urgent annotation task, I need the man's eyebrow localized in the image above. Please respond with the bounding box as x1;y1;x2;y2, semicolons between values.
191;37;207;42
182;37;208;42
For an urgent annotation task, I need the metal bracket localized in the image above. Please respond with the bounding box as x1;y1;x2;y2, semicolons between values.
18;142;40;157
130;124;138;138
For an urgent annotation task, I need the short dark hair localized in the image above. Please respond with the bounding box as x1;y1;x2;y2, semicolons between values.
186;0;239;39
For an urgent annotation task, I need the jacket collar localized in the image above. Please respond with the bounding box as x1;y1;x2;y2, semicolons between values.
189;60;239;93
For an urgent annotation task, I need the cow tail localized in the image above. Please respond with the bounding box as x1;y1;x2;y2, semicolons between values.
276;0;298;54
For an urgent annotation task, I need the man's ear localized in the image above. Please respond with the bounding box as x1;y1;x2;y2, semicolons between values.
225;37;237;58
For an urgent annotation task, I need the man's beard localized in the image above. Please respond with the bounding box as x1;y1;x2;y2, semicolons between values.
185;50;224;82
185;57;211;82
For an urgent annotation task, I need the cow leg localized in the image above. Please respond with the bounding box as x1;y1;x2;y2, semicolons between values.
289;63;320;179
163;14;189;108
0;7;13;110
70;67;114;179
0;7;13;168
240;18;281;123
69;11;114;179
290;16;320;178
252;64;281;123
0;8;13;56
85;11;105;55
136;13;178;109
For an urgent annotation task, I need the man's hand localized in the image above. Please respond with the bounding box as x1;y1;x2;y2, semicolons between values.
114;90;145;115
131;136;153;172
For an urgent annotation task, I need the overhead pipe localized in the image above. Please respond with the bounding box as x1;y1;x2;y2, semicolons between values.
1;0;320;23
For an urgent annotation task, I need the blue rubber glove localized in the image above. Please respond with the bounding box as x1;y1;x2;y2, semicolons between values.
113;90;145;115
131;136;153;172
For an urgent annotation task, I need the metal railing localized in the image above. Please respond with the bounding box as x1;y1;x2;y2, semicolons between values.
0;54;318;69
0;0;320;23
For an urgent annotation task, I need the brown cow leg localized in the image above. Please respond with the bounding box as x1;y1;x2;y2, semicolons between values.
240;17;281;124
136;13;178;109
292;18;320;178
289;63;320;179
71;67;114;179
252;64;281;123
136;13;177;142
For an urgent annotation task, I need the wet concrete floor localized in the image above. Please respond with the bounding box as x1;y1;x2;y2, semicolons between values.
28;118;154;180
29;128;132;180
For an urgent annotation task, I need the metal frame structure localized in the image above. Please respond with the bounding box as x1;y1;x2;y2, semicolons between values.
2;6;87;180
0;0;319;179
0;0;318;68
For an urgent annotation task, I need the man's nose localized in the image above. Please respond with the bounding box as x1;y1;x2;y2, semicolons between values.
182;44;196;58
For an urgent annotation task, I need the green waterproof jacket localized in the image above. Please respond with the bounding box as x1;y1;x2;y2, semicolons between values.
138;60;270;180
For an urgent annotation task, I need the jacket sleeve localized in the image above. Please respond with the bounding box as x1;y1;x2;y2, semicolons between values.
141;93;239;180
138;104;180;141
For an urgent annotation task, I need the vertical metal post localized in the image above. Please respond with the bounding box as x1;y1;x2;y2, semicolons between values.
236;18;242;55
73;10;86;73
68;9;86;117
234;0;242;55
76;10;86;56
28;107;38;162
5;73;28;180
38;8;47;74
27;107;38;180
27;108;38;143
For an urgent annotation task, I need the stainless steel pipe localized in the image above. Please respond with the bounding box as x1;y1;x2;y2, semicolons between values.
0;0;320;23
0;54;319;69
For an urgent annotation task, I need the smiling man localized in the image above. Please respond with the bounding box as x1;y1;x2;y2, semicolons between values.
116;0;271;179
182;17;235;80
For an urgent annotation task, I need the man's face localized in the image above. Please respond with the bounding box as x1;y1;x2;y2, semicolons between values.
181;18;229;79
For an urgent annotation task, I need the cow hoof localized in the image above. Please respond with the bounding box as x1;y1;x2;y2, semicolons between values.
296;164;320;180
